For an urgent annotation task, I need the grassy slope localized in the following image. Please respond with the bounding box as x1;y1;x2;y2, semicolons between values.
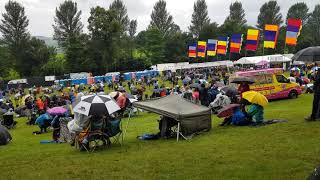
0;94;319;179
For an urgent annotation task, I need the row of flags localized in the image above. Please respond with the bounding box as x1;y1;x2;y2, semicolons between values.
188;18;302;58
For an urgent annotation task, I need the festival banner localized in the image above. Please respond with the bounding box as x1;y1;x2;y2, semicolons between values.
246;29;259;51
285;19;302;46
197;41;207;57
230;34;243;53
207;39;218;56
264;24;279;49
188;43;197;58
217;36;229;55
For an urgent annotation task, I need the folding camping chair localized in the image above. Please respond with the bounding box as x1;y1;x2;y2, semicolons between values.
105;119;123;146
75;119;111;152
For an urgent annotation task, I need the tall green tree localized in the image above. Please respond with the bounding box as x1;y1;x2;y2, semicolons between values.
25;37;56;76
189;0;210;38
286;2;310;24
149;0;174;37
164;32;193;63
308;5;320;45
199;22;219;40
257;1;283;29
53;0;83;48
88;7;122;73
136;28;165;65
109;0;130;35
129;20;137;38
225;2;247;26
0;0;30;75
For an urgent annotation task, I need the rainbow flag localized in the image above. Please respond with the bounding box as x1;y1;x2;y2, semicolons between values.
230;34;243;54
197;41;206;57
246;29;259;51
264;24;279;49
286;19;302;46
217;36;229;55
188;43;197;58
207;39;218;56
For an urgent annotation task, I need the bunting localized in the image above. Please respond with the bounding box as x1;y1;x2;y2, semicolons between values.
264;24;279;49
197;41;206;57
207;39;218;56
217;36;229;55
230;34;243;53
188;43;197;58
285;19;302;46
246;29;259;51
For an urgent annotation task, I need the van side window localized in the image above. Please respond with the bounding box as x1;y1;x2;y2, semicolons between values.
276;75;288;83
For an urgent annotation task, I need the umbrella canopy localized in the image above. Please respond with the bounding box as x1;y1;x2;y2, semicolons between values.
125;93;138;103
73;95;120;116
217;104;240;118
292;46;320;62
47;107;67;116
242;91;268;107
220;86;238;96
230;77;255;84
290;67;300;71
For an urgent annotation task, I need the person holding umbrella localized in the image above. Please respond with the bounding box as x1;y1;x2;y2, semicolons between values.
305;67;320;121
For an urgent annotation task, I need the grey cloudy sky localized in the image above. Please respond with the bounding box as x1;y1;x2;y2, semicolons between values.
0;0;318;37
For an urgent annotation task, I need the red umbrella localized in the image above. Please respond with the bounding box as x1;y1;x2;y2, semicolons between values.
217;104;240;118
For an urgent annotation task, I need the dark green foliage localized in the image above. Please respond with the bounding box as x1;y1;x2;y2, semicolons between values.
225;2;247;26
149;0;174;37
53;0;83;48
189;0;210;38
257;1;283;29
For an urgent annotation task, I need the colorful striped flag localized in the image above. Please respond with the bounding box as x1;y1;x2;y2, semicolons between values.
246;29;259;51
230;34;243;54
197;41;207;57
217;36;229;55
188;43;197;58
286;19;302;46
264;24;279;49
207;39;218;56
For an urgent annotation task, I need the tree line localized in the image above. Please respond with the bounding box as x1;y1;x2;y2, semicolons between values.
0;0;320;79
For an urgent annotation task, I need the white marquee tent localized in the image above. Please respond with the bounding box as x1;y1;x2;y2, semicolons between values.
234;54;292;65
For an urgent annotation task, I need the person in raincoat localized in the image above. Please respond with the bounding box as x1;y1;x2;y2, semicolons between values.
246;103;264;124
35;113;53;133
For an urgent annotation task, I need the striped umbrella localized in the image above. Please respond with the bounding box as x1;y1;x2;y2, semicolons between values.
73;95;120;116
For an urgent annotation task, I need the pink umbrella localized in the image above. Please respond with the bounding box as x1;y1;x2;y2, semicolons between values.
47;107;67;116
217;104;240;118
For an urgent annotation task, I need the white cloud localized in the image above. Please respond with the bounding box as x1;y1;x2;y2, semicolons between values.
0;0;318;37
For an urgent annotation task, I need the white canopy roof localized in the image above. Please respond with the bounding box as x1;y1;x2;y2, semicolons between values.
234;54;292;65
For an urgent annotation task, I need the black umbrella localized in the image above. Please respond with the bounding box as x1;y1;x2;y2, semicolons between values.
73;95;120;116
220;86;238;96
230;77;255;84
292;46;320;62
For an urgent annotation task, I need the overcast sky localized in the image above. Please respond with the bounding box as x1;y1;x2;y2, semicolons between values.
0;0;318;37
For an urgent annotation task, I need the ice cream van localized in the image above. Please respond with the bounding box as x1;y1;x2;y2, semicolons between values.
233;68;302;100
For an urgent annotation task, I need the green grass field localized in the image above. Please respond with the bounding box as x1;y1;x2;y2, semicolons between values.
1;94;320;179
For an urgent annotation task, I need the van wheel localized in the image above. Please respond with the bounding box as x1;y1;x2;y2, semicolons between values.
289;91;298;99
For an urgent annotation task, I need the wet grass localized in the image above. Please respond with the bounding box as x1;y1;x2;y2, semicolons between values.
0;94;319;179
